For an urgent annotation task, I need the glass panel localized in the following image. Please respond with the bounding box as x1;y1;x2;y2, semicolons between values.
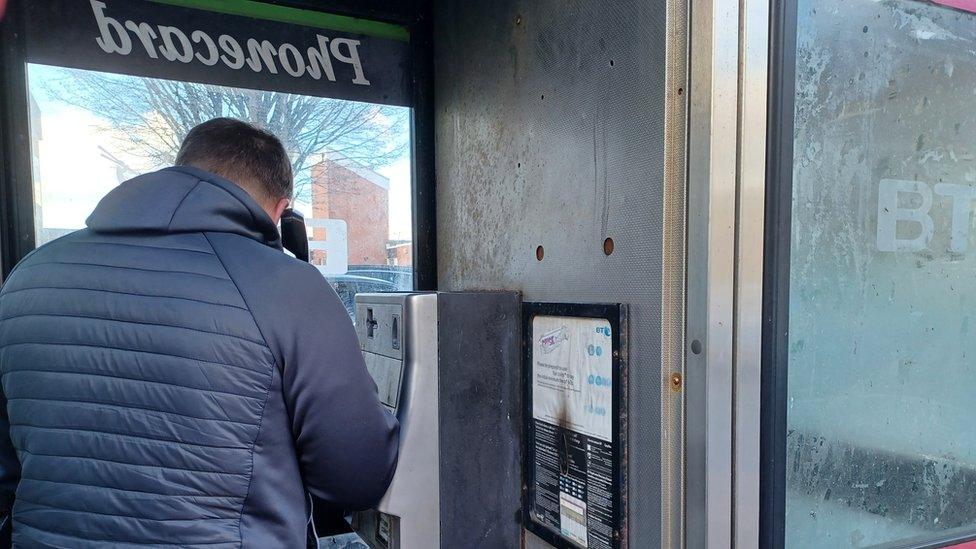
27;63;413;316
785;1;976;547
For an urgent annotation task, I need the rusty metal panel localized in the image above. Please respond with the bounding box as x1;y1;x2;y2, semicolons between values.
433;0;685;546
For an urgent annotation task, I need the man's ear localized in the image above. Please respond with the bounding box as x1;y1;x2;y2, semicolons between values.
269;197;291;225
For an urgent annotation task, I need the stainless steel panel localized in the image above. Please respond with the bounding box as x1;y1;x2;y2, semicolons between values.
433;1;683;546
686;0;739;546
660;0;689;546
370;293;440;549
363;353;403;412
734;1;769;547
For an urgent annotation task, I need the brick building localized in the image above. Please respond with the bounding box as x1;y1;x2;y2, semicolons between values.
387;241;412;267
310;152;390;266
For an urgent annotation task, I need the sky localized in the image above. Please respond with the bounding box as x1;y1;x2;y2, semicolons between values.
379;157;412;241
28;63;414;244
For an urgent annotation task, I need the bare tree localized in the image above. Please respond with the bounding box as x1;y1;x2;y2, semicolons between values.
44;70;409;200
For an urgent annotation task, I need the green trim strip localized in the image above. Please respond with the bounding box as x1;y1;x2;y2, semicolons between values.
148;0;410;42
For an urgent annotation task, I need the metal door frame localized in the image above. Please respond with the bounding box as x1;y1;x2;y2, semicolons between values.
685;0;769;546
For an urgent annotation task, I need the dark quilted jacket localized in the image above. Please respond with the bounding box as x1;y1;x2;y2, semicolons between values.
0;167;399;548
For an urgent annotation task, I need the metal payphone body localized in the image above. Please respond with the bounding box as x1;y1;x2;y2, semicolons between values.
352;292;521;549
355;293;439;548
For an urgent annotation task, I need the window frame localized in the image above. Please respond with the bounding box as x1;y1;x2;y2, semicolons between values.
0;0;436;290
759;0;797;545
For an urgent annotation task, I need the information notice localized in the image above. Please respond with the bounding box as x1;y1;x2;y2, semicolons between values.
530;316;616;549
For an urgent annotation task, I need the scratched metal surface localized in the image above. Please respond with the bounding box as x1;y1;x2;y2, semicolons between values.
433;0;673;546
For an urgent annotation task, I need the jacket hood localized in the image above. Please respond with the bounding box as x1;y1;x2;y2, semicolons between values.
86;166;282;249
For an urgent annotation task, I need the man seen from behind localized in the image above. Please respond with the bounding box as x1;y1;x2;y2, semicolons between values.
0;118;399;547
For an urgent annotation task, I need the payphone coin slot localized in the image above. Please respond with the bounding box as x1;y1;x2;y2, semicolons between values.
366;308;377;339
391;315;400;350
358;301;404;360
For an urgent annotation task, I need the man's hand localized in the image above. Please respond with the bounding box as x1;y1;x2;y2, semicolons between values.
0;0;7;22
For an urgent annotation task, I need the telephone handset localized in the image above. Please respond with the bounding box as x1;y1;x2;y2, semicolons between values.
280;208;310;263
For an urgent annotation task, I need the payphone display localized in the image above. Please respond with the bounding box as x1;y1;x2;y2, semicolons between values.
352;292;522;549
522;303;628;549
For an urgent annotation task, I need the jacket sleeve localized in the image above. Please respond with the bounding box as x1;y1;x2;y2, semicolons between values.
208;234;399;511
0;260;31;520
0;387;19;518
276;264;400;510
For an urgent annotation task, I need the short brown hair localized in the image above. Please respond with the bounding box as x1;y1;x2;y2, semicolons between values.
175;118;293;202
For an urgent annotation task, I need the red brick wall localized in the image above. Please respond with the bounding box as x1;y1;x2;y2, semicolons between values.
310;158;389;266
389;243;412;267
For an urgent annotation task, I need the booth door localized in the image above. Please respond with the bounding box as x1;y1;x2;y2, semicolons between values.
765;1;976;547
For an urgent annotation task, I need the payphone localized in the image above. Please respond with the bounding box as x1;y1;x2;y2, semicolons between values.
351;292;522;549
